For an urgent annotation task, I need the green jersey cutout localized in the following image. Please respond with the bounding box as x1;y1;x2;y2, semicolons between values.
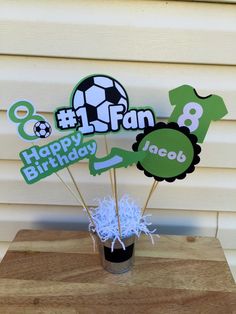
168;85;228;143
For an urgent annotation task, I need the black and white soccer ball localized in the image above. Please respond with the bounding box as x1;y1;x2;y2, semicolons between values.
33;121;52;138
72;75;129;131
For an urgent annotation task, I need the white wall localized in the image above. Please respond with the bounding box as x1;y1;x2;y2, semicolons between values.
0;0;235;281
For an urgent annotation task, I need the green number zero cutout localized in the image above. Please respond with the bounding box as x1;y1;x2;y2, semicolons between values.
8;101;44;141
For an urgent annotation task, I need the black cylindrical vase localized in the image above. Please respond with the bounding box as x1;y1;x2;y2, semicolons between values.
96;235;135;274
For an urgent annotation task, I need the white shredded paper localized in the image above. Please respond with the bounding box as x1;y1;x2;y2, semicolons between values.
87;195;157;251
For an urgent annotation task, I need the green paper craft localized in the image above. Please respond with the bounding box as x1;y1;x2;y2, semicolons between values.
168;85;228;143
89;147;146;176
11;79;226;186
8;75;157;184
20;131;97;184
132;122;201;182
8;101;48;141
55;74;155;136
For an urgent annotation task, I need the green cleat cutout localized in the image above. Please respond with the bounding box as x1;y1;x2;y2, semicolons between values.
89;147;146;176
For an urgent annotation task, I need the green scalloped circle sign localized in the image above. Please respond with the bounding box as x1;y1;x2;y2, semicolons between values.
133;122;201;182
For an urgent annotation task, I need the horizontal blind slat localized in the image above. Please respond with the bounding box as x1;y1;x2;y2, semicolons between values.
0;1;235;64
0;204;217;241
0;161;235;212
224;250;236;282
218;213;236;249
0;56;235;119
1;110;236;168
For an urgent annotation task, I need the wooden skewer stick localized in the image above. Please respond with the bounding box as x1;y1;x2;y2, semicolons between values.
31;144;78;209
66;167;96;226
55;170;96;227
66;167;87;209
104;135;115;197
113;168;122;237
142;180;159;216
103;136;121;237
32;143;95;227
55;171;83;204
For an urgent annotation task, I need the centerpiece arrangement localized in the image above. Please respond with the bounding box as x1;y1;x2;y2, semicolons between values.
8;74;227;273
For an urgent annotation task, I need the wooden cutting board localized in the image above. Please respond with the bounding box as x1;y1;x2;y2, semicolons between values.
0;230;235;313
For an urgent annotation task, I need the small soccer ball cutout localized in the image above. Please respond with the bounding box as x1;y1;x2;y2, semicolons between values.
33;121;52;138
72;75;129;131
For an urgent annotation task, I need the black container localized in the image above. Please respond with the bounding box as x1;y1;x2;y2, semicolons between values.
96;235;136;274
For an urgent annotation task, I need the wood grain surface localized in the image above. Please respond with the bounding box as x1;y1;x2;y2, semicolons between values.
0;230;235;313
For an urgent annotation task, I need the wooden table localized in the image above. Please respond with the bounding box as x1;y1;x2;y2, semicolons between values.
0;230;235;313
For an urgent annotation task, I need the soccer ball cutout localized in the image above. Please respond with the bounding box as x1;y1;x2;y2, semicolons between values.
72;75;129;132
33;121;52;138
